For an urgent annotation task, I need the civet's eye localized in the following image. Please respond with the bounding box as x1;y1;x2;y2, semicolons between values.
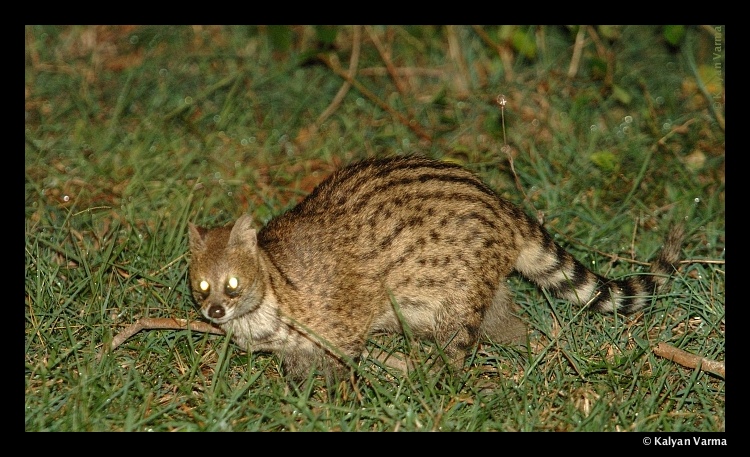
195;280;210;299
225;277;240;297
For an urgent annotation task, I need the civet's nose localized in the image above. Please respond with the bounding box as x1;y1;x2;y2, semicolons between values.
207;305;225;319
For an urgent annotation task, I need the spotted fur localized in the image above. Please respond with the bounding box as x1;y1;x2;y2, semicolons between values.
188;156;683;384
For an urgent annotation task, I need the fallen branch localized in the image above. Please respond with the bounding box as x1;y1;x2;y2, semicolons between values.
97;317;225;361
653;342;724;378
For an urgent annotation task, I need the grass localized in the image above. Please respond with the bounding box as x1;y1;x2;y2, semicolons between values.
25;25;724;432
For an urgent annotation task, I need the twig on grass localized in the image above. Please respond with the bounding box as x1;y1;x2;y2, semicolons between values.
445;25;471;98
314;25;362;129
163;73;242;121
319;53;432;143
358;67;445;78
653;342;724;378
365;26;409;98
97;317;225;361
471;26;514;82
567;26;586;79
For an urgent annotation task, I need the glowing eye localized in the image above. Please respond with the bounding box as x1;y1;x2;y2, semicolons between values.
225;277;240;297
199;280;210;292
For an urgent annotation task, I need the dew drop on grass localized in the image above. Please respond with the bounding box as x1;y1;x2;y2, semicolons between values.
62;195;70;202
694;197;701;204
284;143;295;156
184;96;193;105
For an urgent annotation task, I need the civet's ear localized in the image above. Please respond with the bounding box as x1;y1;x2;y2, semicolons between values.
188;222;209;253
228;214;258;251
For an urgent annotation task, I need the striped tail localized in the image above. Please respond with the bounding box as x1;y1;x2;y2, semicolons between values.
515;223;684;314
